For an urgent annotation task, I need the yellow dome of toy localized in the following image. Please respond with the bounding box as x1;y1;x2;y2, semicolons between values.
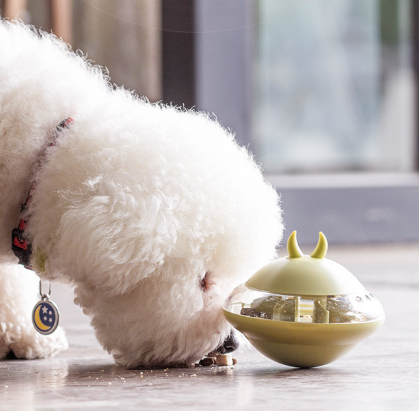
223;231;385;368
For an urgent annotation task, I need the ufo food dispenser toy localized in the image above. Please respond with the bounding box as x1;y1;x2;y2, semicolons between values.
223;231;385;367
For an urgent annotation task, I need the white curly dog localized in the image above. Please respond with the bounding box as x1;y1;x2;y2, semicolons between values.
0;20;283;368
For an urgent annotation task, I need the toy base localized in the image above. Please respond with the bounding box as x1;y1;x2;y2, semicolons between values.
248;339;355;368
223;309;384;367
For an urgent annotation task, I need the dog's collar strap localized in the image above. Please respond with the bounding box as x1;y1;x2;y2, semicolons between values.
12;118;74;270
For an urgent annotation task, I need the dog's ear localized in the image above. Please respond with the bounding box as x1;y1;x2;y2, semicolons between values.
56;193;173;295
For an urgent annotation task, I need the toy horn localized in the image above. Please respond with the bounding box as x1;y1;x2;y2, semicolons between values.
287;231;303;258
310;232;328;259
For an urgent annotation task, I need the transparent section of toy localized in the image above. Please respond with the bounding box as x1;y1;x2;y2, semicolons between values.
224;284;385;324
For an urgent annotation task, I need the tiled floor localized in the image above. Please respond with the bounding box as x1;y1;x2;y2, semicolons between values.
1;242;418;410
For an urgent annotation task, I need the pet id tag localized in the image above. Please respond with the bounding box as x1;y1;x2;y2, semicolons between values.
32;283;60;335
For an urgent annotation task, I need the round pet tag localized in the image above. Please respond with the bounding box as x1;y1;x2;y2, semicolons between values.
32;296;60;335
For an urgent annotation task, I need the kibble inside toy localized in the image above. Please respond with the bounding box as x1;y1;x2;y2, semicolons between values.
223;231;385;367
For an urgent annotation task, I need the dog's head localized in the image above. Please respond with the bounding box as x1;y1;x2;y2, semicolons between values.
30;103;283;367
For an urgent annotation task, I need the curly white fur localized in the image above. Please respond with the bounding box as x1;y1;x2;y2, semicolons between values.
0;20;283;367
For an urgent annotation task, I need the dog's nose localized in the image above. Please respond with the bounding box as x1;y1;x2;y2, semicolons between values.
218;330;240;354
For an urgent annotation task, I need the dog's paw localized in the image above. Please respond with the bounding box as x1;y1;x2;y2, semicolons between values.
0;325;68;360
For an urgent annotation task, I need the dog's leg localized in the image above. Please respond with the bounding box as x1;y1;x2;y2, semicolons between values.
0;262;68;359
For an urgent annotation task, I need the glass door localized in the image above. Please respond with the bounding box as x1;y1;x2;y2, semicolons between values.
254;0;414;174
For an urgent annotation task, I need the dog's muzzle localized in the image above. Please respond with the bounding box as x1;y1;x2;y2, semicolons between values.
209;330;240;356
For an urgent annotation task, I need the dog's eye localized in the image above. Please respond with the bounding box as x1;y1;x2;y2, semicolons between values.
200;274;208;291
200;272;214;292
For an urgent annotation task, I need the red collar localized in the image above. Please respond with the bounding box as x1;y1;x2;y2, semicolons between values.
12;118;74;270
